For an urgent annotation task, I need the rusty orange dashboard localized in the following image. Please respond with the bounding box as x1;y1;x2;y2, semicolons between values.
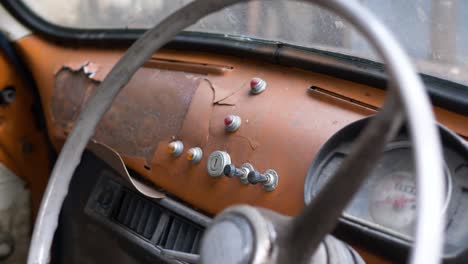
17;36;468;220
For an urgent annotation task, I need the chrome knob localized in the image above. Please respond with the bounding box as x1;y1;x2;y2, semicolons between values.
224;115;241;132
223;163;254;184
250;77;267;94
186;147;203;163
224;164;243;177
247;171;268;184
168;140;184;157
247;169;279;191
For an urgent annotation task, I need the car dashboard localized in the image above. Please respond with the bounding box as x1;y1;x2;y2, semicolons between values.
15;35;468;263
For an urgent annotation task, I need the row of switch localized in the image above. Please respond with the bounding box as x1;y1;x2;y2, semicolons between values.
168;140;203;163
167;141;279;191
166;77;275;190
207;151;279;192
212;78;272;188
167;112;246;160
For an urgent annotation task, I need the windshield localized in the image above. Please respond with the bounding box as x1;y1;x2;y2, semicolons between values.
21;0;468;86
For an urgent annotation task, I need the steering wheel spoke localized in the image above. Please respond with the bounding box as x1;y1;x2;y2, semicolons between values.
281;91;403;263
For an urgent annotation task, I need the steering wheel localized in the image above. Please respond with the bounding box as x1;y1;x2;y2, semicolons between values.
27;0;445;264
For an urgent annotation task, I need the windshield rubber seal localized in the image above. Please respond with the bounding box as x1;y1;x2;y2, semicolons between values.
1;0;467;116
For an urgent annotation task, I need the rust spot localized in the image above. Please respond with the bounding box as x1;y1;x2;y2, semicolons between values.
53;67;201;163
52;67;99;130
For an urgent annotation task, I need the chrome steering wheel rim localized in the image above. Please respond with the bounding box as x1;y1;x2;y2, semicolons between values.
28;1;445;264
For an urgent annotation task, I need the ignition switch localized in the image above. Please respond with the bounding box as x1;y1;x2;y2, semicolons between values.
223;163;255;184
207;151;231;177
248;169;279;191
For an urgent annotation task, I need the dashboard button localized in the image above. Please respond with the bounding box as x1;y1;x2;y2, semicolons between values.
168;140;184;157
207;151;231;177
186;147;203;163
250;77;267;94
224;115;241;132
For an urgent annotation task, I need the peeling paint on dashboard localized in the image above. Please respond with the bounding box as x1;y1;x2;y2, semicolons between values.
53;66;201;164
52;67;98;131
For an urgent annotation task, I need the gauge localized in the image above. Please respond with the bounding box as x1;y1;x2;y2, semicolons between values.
304;117;468;260
306;140;452;240
369;171;416;236
365;145;452;238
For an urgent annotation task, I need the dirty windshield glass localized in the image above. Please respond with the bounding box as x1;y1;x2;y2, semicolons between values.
21;0;468;86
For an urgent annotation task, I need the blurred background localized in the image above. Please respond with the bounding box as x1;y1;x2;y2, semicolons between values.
21;0;468;86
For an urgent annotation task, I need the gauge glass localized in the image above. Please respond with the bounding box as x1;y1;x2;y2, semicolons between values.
365;146;451;238
369;171;416;236
308;143;451;240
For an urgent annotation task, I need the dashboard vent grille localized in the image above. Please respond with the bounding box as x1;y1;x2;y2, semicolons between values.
157;215;203;253
112;188;203;253
114;190;163;239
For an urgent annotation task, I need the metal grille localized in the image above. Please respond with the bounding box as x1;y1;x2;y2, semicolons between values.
157;215;202;254
113;190;162;239
112;189;203;253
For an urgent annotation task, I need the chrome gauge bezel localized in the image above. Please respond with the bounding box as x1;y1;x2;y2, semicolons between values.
304;117;468;262
306;140;453;242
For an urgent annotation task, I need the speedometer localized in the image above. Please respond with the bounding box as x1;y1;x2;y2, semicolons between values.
365;144;451;238
307;141;452;239
304;117;468;261
369;171;417;236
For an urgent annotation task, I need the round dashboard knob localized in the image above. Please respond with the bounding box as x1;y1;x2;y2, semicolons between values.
207;151;231;177
186;147;203;163
250;77;267;94
224;115;241;132
167;140;184;157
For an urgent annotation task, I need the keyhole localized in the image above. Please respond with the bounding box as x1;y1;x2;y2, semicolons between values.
210;157;219;170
